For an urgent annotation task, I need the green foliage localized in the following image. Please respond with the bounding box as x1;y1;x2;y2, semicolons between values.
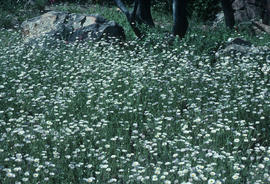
0;1;21;29
0;0;25;12
188;0;221;21
183;20;232;54
0;1;270;184
55;0;129;5
0;3;270;183
34;0;49;10
152;0;173;13
0;23;269;183
236;22;257;36
152;0;222;21
0;0;41;29
0;12;15;29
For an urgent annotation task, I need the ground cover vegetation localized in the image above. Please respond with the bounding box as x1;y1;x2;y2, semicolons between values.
0;1;270;184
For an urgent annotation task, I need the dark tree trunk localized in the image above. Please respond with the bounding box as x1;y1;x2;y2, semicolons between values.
263;0;270;25
221;0;235;29
136;0;155;26
172;0;188;38
115;0;237;39
114;0;154;38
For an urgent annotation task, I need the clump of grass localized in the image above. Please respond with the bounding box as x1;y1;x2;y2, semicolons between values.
0;3;270;184
0;0;41;29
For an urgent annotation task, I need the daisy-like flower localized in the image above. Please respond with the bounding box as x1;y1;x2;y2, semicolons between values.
13;167;22;172
155;169;161;175
232;173;240;180
33;173;39;178
152;175;158;181
190;172;197;178
105;144;110;149
132;161;140;167
160;175;166;179
208;179;215;184
6;172;15;178
83;177;95;183
258;164;265;169
22;178;29;182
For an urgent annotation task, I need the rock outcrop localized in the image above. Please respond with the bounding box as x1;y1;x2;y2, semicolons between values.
252;20;270;34
213;0;270;34
215;37;270;59
21;11;125;43
232;0;266;23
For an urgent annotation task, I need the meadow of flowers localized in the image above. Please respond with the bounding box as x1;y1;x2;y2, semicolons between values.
0;25;269;184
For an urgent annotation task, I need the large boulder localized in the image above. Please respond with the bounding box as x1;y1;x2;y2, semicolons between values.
262;0;270;25
232;0;265;23
252;20;270;34
213;0;270;34
21;11;125;43
215;38;253;57
215;37;269;59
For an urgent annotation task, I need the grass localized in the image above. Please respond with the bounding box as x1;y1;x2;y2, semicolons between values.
0;2;270;184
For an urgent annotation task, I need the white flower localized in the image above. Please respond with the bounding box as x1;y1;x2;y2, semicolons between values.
190;173;196;178
6;172;16;178
152;175;158;181
100;164;108;169
132;161;140;167
108;178;117;183
105;144;110;148
33;173;39;178
160;175;166;179
83;177;95;183
227;37;233;42
22;178;29;182
86;164;93;169
208;179;215;184
13;167;22;172
232;173;239;180
163;172;169;176
194;117;201;123
258;164;265;169
154;169;161;175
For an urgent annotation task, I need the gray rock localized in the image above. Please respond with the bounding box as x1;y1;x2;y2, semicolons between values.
215;38;253;57
262;0;270;25
213;0;270;34
21;11;125;43
234;10;249;23
232;0;264;23
246;4;263;19
212;12;225;28
252;20;270;34
231;37;252;46
215;37;270;61
5;15;20;29
232;0;245;10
